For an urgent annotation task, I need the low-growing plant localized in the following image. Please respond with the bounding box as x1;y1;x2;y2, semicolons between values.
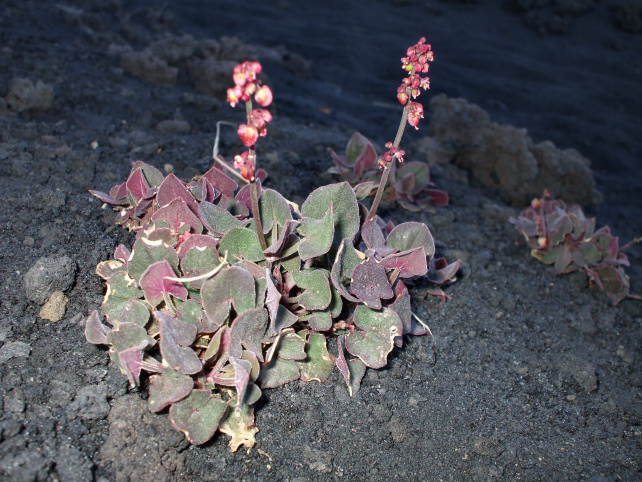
86;39;458;451
327;131;449;212
511;191;640;305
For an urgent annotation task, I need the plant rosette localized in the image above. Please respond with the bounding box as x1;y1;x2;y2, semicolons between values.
86;41;459;452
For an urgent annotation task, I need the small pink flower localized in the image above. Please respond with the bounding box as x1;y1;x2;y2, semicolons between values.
397;91;409;106
378;142;405;168
234;151;256;181
227;86;242;108
407;101;424;129
255;85;273;107
238;124;258;147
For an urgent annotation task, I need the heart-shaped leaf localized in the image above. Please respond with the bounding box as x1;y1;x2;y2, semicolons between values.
345;305;403;369
201;266;256;329
297;205;334;261
85;310;110;345
156;173;199;212
139;260;188;306
119;299;150;327
176;300;202;329
199;201;245;235
131;160;164;188
276;329;306;360
380;246;428;278
126;167;151;205
152;197;203;234
258;355;300;389
148;367;194;412
159;318;202;375
297;332;333;382
301;182;360;249
155;311;197;346
230;308;269;362
269;304;298;337
292;269;332;311
102;272;144;323
219;227;265;263
169;390;228;445
128;235;179;282
259;189;293;235
361;218;397;257
351;256;394;310
202;166;238;197
385;222;435;261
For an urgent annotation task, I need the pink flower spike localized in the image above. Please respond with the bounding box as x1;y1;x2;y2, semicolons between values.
255;85;273;107
238;124;259;147
234;152;256;181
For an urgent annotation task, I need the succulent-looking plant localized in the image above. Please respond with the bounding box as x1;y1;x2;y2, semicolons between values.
86;39;459;452
510;191;640;305
327;131;449;212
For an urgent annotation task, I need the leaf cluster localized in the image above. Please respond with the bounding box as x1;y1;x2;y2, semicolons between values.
86;160;458;450
327;132;449;212
511;194;632;305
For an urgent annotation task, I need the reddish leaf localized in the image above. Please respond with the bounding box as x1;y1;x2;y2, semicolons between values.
139;260;188;306
126;168;151;205
380;246;428;278
202;166;238;197
156;173;199;212
351;257;394;310
152;197;203;234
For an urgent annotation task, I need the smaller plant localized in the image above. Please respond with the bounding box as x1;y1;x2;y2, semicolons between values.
510;191;640;305
327;132;449;212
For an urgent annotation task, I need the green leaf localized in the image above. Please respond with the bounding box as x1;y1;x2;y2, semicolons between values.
128;235;179;282
276;329;306;360
385;222;435;261
176;300;202;329
201;266;256;329
219;227;265;263
345;305;403;369
102;272;144;324
336;335;367;396
301;182;360;249
298;332;333;382
169;390;228;445
199;201;245;235
297;206;334;261
159;318;202;375
258;356;300;389
259;189;293;235
229;308;269;362
330;238;363;303
132;160;164;188
292;269;332;311
148;368;194;412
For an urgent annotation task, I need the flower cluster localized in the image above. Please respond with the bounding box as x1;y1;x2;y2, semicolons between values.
227;61;273;180
396;37;433;129
226;61;273;108
378;142;405;169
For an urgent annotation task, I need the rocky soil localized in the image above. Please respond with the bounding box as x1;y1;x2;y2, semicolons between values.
0;0;641;480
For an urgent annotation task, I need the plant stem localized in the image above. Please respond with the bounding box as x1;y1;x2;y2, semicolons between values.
367;105;409;220
244;98;269;251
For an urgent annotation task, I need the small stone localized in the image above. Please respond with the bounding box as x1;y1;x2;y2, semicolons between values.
24;255;76;304
5;77;54;112
0;341;31;364
567;394;577;401
23;236;34;246
39;290;69;321
164;163;174;173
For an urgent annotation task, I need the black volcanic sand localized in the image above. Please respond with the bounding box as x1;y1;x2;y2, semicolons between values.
1;0;641;480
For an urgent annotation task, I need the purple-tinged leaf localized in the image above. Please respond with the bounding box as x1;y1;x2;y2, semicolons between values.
126;168;151;205
176;300;202;329
380;246;428;278
152;197;203;234
85;310;110;345
361;218;397;257
386;222;435;261
160;319;202;375
131;160;165;188
148;367;194;412
269;304;298;337
422;188;449;207
156;173;199;212
427;257;460;285
176;234;218;260
203;325;230;362
219;194;250;218
335;335;367;396
118;341;147;387
90;189;128;206
120;299;150;327
297;332;333;383
202;166;238;197
109;181;128;201
264;219;299;257
330;238;363;303
298;206;334;261
345;305;402;369
264;274;282;323
229;356;252;403
169;390;228;445
350;257;394;310
147;227;178;248
154;311;197;346
139;260;188;306
229;308;268;362
114;244;131;263
201;266;256;329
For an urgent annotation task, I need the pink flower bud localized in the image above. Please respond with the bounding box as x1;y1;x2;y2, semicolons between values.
227;86;242;107
397;91;408;105
238;124;259;147
255;85;273;107
234;151;256;181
